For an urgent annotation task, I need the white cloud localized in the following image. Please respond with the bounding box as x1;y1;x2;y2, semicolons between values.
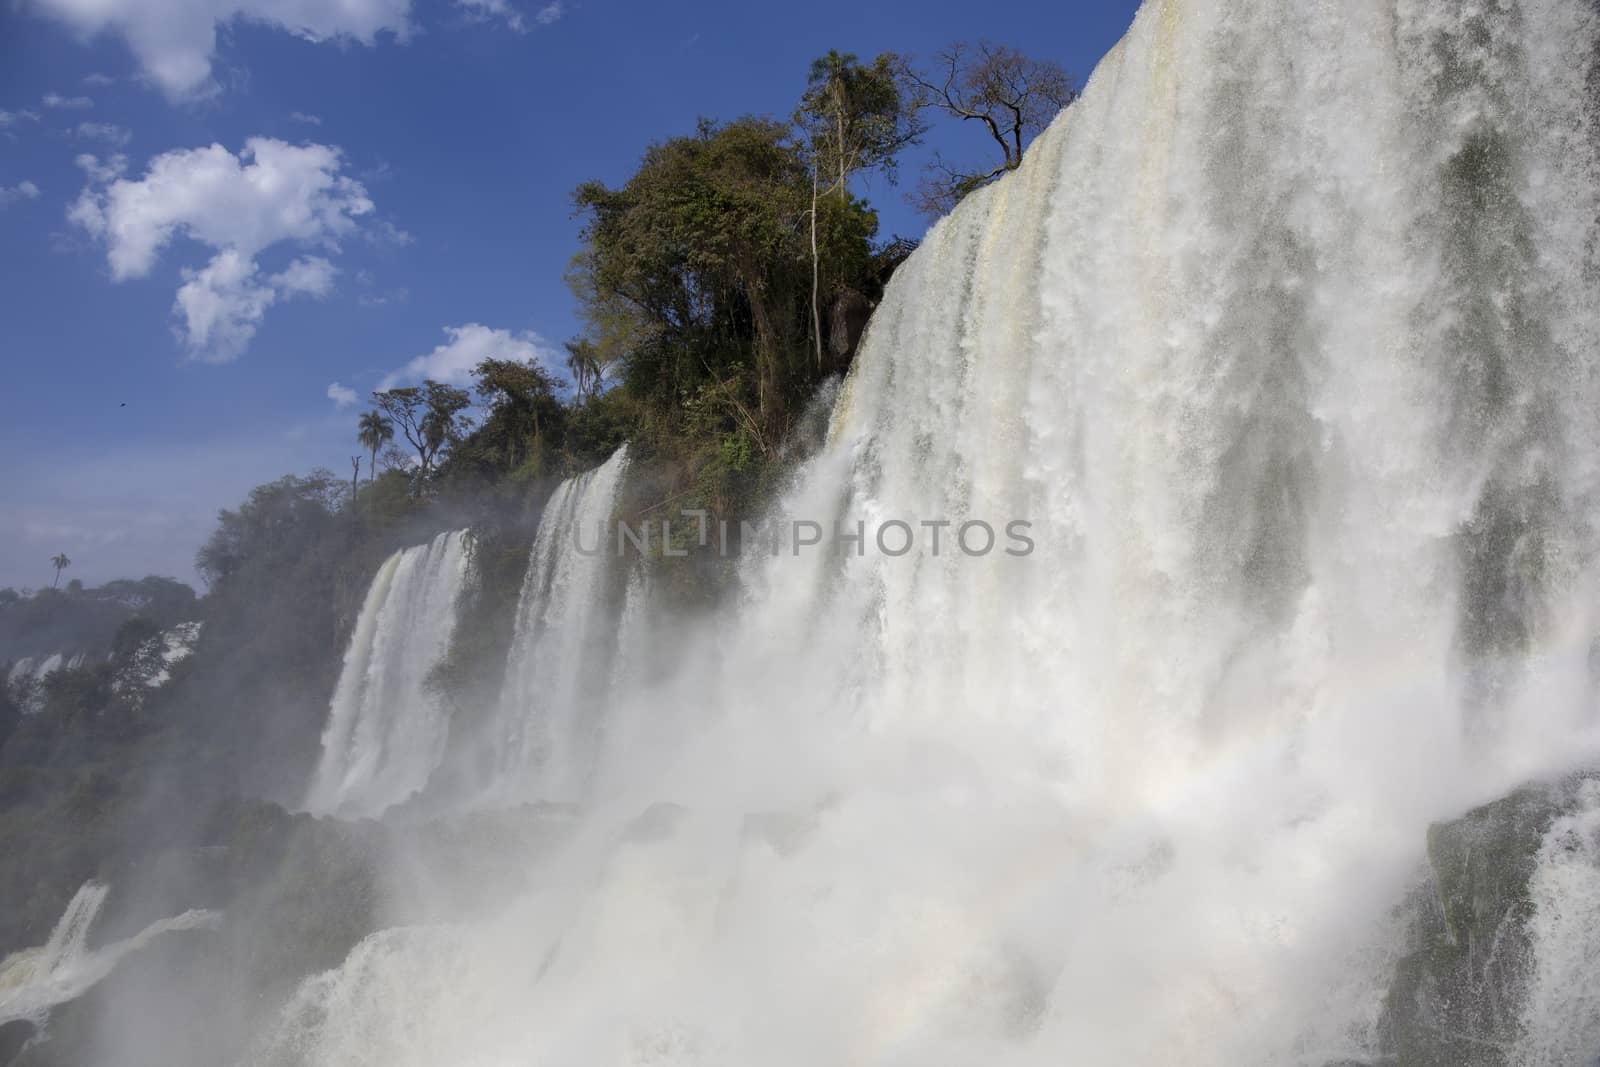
456;0;526;31
271;255;337;296
71;138;376;361
76;121;132;147
83;73;116;86
327;382;359;408
70;138;373;280
0;109;41;130
173;249;276;361
28;0;411;100
171;252;337;362
0;181;42;207
456;0;560;31
364;218;414;247
72;152;127;184
43;93;94;109
289;111;322;125
380;324;561;390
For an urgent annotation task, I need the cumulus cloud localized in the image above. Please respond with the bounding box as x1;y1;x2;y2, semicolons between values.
76;121;132;147
70;139;372;279
0;181;42;207
379;324;561;390
326;382;359;408
71;138;374;361
83;73;116;86
0;109;41;130
43;93;94;109
535;2;563;25
27;0;411;100
289;111;322;125
170;252;338;362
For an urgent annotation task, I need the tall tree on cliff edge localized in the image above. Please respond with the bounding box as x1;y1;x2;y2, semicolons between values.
373;383;472;496
901;41;1078;216
795;51;923;367
357;411;394;494
573;117;818;434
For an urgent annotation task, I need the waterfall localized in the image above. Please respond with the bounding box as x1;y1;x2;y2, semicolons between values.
260;1;1600;1063
0;881;219;1026
495;445;630;801
306;530;471;820
1518;781;1600;1064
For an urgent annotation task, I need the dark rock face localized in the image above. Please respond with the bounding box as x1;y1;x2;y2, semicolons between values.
1378;773;1597;1067
827;289;875;370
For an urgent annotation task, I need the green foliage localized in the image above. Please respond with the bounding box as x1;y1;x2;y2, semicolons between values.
195;472;346;589
795;51;923;194
372;382;473;495
446;357;567;484
573;116;854;434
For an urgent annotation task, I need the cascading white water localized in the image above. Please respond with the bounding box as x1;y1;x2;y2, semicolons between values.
306;530;470;820
1518;781;1600;1066
494;445;630;802
0;881;218;1026
260;1;1600;1063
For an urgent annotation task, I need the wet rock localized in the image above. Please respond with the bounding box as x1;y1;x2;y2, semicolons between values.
1379;773;1597;1066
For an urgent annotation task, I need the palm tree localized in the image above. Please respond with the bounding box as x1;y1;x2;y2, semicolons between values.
49;553;71;588
565;339;601;407
357;411;394;494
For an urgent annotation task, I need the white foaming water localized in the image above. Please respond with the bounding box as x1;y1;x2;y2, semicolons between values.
306;530;470;820
0;881;218;1026
1518;780;1600;1065
494;445;630;802
262;1;1600;1063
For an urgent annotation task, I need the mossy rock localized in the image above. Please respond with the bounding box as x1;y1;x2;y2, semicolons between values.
1379;772;1596;1066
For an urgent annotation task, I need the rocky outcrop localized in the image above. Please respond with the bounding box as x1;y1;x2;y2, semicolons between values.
1378;773;1600;1066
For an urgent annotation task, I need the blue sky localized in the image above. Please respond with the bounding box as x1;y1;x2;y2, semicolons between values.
0;0;1140;591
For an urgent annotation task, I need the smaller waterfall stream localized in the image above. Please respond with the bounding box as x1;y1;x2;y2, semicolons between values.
306;530;470;820
495;445;631;802
0;882;219;1026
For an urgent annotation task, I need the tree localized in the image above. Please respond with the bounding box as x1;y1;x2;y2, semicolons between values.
356;411;394;493
574;117;835;429
458;356;566;476
50;553;71;588
900;41;1078;215
371;382;472;495
564;339;604;407
564;250;646;397
795;51;922;366
195;472;344;588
